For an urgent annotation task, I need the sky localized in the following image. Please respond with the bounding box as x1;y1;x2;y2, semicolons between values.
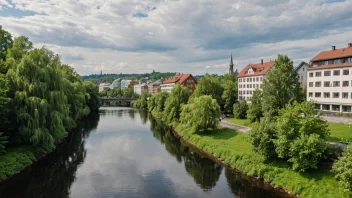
0;0;352;76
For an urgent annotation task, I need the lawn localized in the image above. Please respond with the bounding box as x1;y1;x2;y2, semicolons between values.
174;124;350;198
226;118;352;144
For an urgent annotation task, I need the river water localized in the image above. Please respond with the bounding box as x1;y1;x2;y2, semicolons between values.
0;107;288;198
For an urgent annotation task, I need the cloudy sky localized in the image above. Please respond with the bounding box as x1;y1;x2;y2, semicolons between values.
1;0;351;76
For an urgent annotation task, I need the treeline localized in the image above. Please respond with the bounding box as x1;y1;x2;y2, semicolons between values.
0;28;100;156
83;72;177;83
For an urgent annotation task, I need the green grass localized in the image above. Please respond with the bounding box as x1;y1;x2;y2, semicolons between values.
225;118;254;127
173;123;350;198
327;122;352;143
0;146;36;180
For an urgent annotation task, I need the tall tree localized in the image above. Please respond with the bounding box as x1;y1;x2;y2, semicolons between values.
193;74;224;107
163;84;190;123
261;54;300;118
83;81;100;112
0;28;13;63
247;89;263;123
222;74;238;114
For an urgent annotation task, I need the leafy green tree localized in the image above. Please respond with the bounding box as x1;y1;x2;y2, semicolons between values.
247;89;263;123
261;54;300;118
275;101;329;171
131;91;150;110
163;84;190;123
333;144;352;191
222;79;238;114
233;100;248;119
180;95;220;132
0;28;13;62
148;91;169;113
108;88;122;98
83;81;100;112
193;74;224;107
0;132;8;154
249;116;277;161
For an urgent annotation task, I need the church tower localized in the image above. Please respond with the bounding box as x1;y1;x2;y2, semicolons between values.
229;53;234;74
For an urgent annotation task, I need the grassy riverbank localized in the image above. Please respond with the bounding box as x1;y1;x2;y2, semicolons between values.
161;119;350;197
226;118;352;143
0;146;36;180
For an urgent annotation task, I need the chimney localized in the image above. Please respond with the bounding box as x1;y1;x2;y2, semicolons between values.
261;59;263;65
332;46;336;51
348;43;352;48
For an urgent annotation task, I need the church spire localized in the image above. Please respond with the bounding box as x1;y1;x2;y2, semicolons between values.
229;53;234;74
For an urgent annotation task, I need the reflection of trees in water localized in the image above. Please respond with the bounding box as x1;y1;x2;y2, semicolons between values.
149;116;222;191
0;113;100;198
139;110;148;124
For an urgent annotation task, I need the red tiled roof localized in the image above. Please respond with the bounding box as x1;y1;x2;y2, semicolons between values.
163;74;196;84
311;47;352;62
308;62;352;70
238;61;275;77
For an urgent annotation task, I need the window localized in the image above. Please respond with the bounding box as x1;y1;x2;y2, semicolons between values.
239;79;242;83
332;105;340;112
250;90;252;94
309;72;314;77
239;84;242;88
256;77;259;81
333;92;340;98
348;57;352;62
343;81;349;87
309;92;313;97
250;84;252;88
259;67;264;72
315;92;321;98
253;78;256;82
343;92;349;99
323;92;330;98
243;78;246;82
315;81;321;87
325;61;329;65
324;81;331;87
324;71;331;76
334;59;342;64
247;90;249;94
309;82;313;87
315;104;321;110
303;68;305;71
333;81;340;87
322;104;330;111
342;106;351;113
260;77;263;81
333;70;340;76
343;70;349;75
315;72;322;77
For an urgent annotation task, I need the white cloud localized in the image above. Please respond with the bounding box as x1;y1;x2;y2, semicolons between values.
1;0;351;75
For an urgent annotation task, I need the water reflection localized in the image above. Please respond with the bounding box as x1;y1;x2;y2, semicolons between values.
0;108;287;198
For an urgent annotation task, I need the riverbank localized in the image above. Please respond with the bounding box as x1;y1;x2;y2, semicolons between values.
152;113;350;198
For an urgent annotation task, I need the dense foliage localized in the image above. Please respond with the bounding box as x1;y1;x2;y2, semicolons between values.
148;91;169;113
193;74;224;107
0;133;7;154
261;54;301;118
163;84;190;123
233;100;248;119
222;74;238;113
180;95;221;132
247;89;263;123
333;144;352;191
131;91;150;110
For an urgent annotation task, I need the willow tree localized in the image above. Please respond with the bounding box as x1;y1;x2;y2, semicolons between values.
163;84;190;124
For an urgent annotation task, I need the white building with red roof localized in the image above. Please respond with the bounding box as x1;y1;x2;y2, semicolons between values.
237;59;275;103
308;43;352;113
161;73;197;93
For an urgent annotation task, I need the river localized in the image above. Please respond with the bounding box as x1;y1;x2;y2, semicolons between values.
0;107;289;198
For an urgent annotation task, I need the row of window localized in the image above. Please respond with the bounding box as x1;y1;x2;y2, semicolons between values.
239;84;262;89
239;90;254;95
309;69;351;77
239;76;263;83
308;92;352;99
238;96;252;101
313;57;352;67
317;104;352;112
308;80;352;87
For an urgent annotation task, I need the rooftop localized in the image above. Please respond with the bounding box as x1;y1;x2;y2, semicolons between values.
311;44;352;62
163;74;194;84
238;60;275;78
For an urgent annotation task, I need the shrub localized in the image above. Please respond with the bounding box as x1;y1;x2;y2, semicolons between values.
0;132;8;154
233;100;248;119
247;89;263;123
333;144;352;191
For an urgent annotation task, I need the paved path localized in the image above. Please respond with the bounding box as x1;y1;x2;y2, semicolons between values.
220;119;251;133
321;115;352;125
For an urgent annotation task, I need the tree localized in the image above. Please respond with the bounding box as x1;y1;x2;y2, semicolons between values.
148;91;169;113
0;28;13;63
180;95;221;132
163;84;190;123
131;91;150;110
222;79;238;114
333;144;352;191
261;54;300;118
0;132;8;154
274;101;329;171
233;100;248;119
193;74;224;107
247;89;263;123
83;81;100;112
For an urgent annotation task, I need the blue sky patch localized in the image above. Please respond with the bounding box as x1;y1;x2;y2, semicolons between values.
0;7;37;18
133;11;148;18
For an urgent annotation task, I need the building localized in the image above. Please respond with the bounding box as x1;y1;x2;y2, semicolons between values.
238;59;275;103
295;62;309;88
229;54;234;74
307;43;352;113
121;80;132;89
99;82;111;92
161;74;197;93
109;78;121;89
148;80;162;95
133;83;148;95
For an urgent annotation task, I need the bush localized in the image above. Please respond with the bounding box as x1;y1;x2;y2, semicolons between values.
333;144;352;191
0;132;8;154
233;100;248;119
180;95;221;133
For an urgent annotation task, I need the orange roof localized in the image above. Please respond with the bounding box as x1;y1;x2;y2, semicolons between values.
163;74;196;84
238;61;275;77
311;47;352;62
308;62;352;70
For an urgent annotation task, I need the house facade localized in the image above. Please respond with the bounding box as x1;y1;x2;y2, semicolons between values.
121;80;132;89
161;74;197;93
307;43;352;113
295;62;309;88
133;83;148;95
99;82;111;92
148;80;162;95
109;78;121;89
238;60;275;103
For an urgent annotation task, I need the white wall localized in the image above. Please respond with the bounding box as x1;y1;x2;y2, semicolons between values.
160;83;175;93
238;75;265;103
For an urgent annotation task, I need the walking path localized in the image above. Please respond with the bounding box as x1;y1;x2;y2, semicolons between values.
321;115;352;125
